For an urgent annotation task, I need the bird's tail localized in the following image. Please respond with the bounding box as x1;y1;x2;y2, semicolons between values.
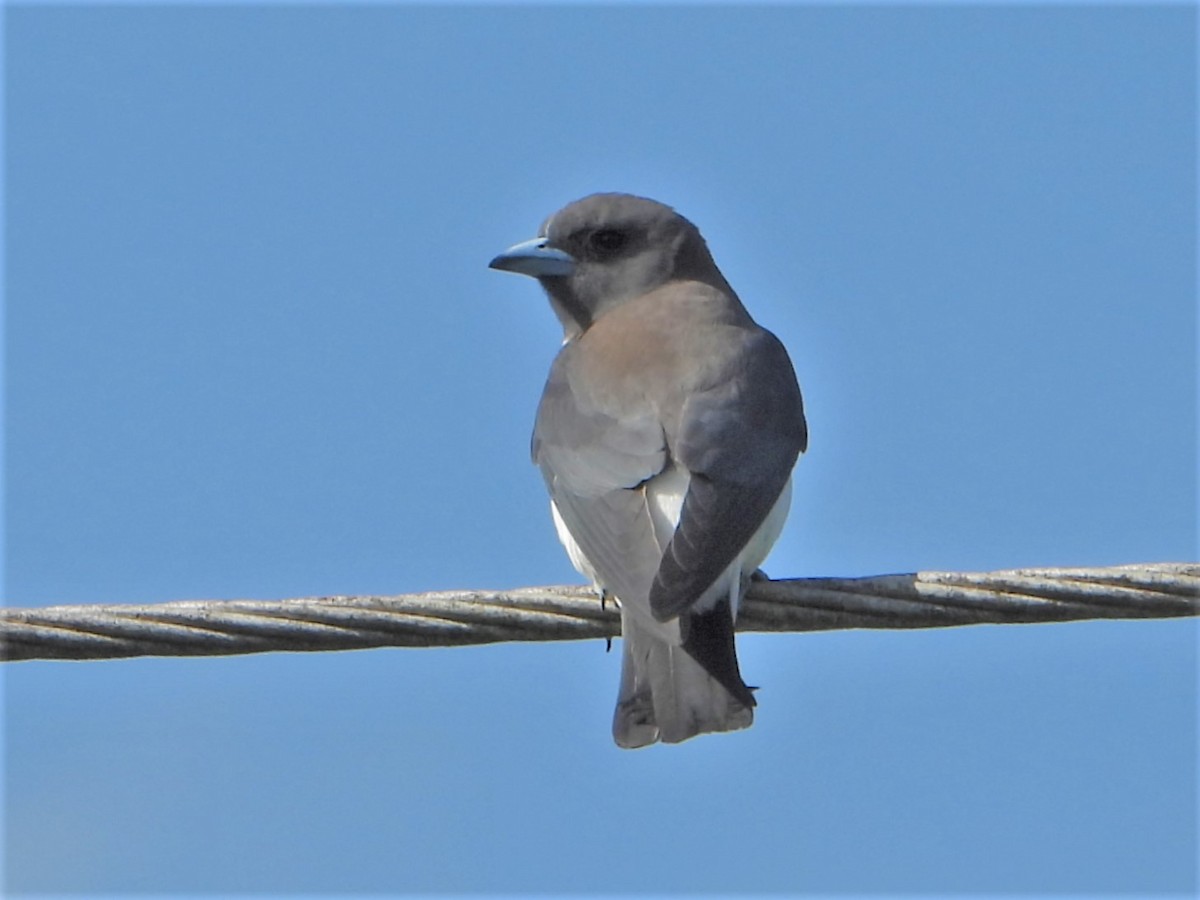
612;601;755;748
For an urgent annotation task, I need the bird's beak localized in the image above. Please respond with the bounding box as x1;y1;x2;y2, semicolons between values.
489;237;576;278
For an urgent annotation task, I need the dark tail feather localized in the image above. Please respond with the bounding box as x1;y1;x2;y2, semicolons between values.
680;601;756;710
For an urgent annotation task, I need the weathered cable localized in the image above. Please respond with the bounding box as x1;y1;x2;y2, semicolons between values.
2;563;1195;663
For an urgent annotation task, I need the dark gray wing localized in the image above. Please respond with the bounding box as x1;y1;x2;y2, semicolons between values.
649;327;807;621
532;353;668;607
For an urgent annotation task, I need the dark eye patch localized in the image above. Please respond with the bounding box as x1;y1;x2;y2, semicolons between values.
587;228;628;255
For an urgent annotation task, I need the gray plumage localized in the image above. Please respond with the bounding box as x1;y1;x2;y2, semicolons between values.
490;193;807;747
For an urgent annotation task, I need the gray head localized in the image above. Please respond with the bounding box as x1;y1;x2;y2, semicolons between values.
490;193;736;336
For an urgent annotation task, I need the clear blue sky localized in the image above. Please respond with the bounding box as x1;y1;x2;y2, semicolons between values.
4;4;1196;895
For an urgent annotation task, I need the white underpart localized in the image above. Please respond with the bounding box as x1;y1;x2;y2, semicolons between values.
551;501;600;588
550;463;796;624
644;464;690;553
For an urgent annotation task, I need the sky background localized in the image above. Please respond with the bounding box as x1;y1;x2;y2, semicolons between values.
4;3;1197;896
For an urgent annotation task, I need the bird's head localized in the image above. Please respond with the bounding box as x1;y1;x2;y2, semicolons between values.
490;193;732;337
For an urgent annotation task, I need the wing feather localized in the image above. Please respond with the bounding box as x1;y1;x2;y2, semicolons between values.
532;356;668;609
649;329;806;621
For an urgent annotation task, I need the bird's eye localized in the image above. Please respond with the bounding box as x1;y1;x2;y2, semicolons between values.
588;229;627;254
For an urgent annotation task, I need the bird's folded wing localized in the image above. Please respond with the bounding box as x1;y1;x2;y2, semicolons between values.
649;329;807;621
532;364;668;608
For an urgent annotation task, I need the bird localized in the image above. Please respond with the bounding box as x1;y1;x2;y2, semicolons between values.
489;193;807;748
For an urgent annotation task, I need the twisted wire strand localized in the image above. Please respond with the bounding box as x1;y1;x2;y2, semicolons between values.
2;563;1196;663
